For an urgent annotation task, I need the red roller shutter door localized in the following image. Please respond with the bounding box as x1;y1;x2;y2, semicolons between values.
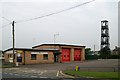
62;48;70;62
74;49;81;61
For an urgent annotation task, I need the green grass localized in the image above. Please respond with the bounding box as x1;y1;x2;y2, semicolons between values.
1;63;14;68
1;60;19;68
1;61;14;68
63;70;119;79
1;64;14;68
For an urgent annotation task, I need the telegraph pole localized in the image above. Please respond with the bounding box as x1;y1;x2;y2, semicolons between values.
12;21;15;66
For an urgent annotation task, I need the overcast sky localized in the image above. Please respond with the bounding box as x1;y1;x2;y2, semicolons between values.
0;0;119;51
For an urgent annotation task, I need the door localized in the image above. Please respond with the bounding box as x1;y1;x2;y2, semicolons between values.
74;49;81;61
62;48;70;62
54;54;58;62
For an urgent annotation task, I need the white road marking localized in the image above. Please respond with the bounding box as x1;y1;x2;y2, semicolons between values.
31;70;35;72
14;74;19;76
39;72;43;75
13;72;17;73
23;71;27;72
24;68;29;69
30;76;37;78
59;71;74;78
9;73;13;75
40;77;48;78
22;73;29;75
22;75;29;77
44;70;47;72
56;71;59;77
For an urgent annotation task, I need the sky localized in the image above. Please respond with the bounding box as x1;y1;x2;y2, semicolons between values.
0;0;119;51
119;2;120;47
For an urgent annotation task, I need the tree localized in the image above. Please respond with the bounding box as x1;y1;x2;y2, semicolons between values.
99;46;111;59
85;48;92;55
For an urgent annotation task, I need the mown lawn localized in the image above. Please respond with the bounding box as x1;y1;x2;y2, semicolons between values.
1;60;14;68
63;70;119;79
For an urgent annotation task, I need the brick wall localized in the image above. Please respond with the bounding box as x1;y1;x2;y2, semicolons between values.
33;45;85;62
4;53;10;62
4;50;54;64
24;51;54;64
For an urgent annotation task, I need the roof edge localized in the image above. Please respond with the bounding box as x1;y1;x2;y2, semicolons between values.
32;44;86;48
4;48;58;53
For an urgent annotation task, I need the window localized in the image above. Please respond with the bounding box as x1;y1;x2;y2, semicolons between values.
8;54;12;58
31;54;37;60
43;54;48;60
10;54;12;57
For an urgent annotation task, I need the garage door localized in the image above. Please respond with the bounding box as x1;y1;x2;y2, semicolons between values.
62;48;70;62
74;49;81;61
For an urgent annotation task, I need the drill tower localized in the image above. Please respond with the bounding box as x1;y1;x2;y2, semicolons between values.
101;20;110;49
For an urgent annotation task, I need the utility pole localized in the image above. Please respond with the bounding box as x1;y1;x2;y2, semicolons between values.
12;21;15;66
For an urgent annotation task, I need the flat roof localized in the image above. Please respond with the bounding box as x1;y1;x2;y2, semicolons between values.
4;48;58;53
32;44;86;48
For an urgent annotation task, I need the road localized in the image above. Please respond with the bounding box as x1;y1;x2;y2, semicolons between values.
2;59;119;79
2;68;73;78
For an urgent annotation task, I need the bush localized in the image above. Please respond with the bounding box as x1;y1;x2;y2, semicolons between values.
108;55;120;59
85;55;98;60
99;46;111;59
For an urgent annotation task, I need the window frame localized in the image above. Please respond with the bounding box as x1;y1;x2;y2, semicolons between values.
31;54;37;60
43;54;48;60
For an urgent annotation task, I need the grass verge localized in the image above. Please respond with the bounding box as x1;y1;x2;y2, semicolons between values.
1;64;14;68
63;70;119;79
1;62;14;68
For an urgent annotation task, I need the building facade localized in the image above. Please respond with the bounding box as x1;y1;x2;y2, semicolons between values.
4;44;85;64
32;44;85;63
4;48;56;64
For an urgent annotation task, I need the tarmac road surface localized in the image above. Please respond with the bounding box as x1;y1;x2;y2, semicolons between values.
2;68;74;78
2;59;119;79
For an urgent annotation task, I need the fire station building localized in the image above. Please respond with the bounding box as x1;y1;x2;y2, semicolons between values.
33;44;85;62
4;48;56;64
4;44;85;64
